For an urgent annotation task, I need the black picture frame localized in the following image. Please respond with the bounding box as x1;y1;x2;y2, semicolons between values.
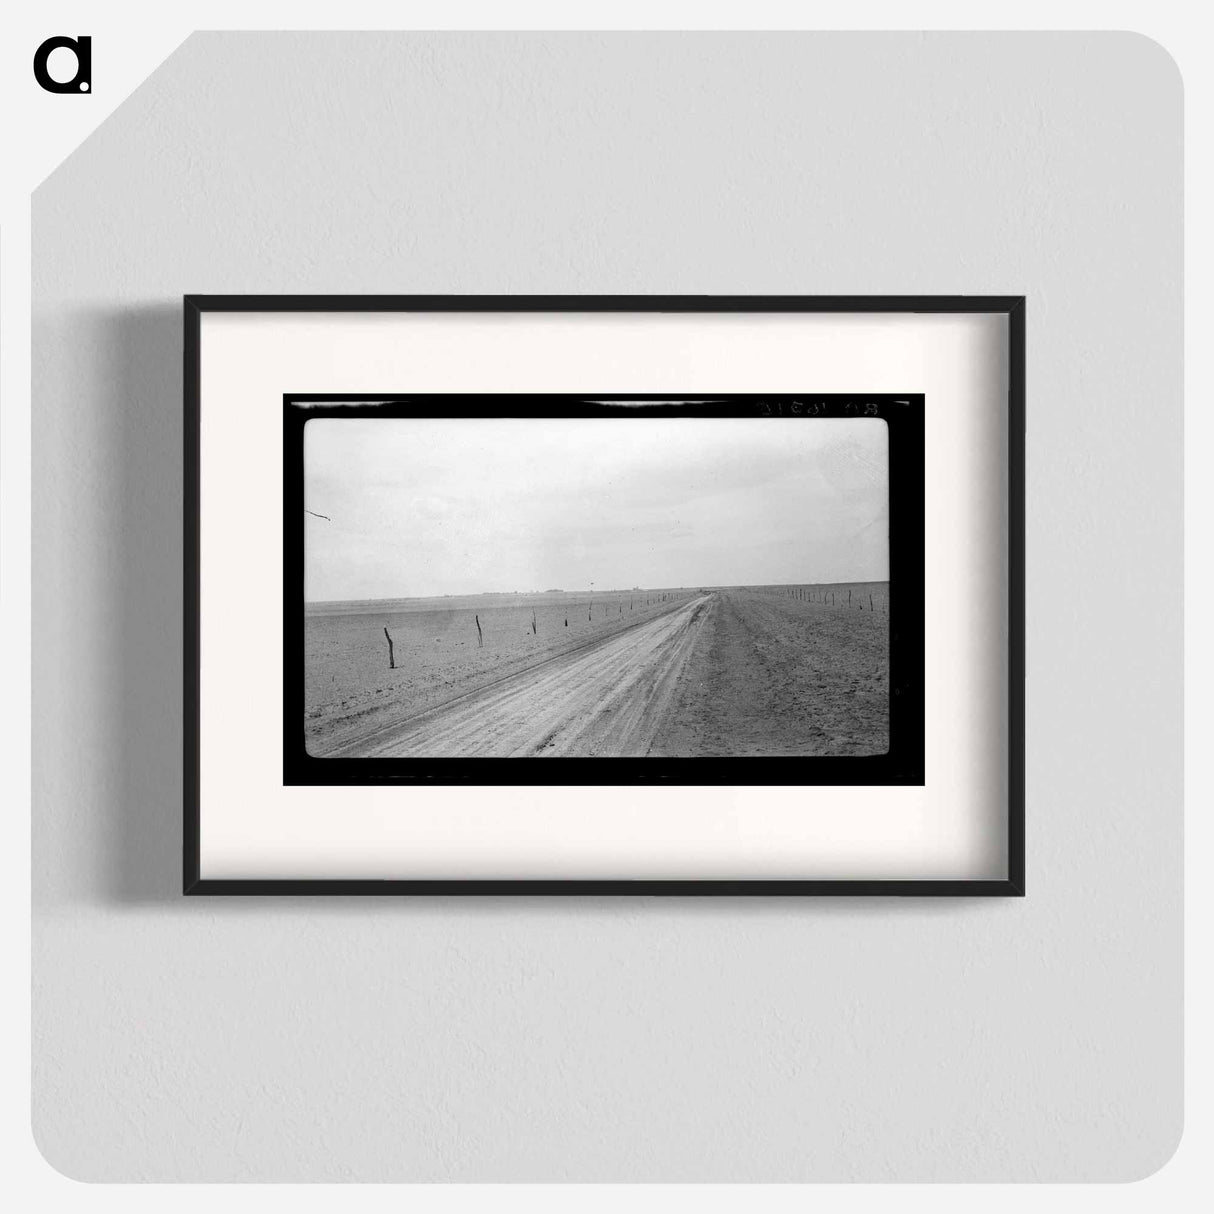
184;295;1025;897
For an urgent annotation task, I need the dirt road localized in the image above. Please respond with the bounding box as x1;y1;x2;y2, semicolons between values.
324;593;713;758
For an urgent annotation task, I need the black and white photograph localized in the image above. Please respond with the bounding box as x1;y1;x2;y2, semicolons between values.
286;395;925;785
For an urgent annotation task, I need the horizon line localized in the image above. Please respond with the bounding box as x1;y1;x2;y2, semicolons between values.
304;578;890;606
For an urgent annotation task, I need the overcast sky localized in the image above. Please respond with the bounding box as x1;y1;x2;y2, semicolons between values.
303;414;888;601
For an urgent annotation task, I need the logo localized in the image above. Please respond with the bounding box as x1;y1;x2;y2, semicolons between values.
33;35;91;94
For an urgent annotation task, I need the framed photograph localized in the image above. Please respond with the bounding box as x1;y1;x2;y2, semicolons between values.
185;296;1024;895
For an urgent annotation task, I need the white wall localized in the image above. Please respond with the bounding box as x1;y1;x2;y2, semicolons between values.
31;32;1182;1181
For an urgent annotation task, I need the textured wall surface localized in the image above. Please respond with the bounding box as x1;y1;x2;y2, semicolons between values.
32;33;1182;1181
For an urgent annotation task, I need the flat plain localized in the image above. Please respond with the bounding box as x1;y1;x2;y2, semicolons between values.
304;584;889;758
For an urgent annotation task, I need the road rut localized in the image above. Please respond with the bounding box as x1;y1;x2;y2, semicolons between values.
327;594;713;758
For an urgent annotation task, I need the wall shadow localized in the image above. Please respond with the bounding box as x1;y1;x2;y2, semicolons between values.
94;304;185;905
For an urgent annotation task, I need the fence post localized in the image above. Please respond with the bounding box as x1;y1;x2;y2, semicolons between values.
384;627;395;669
475;615;482;648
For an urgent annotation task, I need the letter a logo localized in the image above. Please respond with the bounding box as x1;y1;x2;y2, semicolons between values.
34;36;92;94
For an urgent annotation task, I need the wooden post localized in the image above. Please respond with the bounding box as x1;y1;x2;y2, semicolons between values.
532;609;537;635
384;627;395;669
475;614;483;648
849;589;852;607
869;594;874;611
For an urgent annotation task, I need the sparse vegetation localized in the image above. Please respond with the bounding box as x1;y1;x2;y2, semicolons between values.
303;585;877;757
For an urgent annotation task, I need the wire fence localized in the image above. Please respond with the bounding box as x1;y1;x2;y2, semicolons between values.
756;584;889;614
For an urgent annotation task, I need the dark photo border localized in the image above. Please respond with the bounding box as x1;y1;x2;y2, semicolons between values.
184;295;1025;896
284;394;924;789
